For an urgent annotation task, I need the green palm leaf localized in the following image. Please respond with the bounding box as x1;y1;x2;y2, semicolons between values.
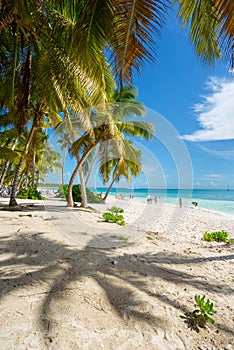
109;0;169;86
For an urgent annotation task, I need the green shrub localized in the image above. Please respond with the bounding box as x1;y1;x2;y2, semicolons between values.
17;186;42;200
203;230;233;243
103;206;125;226
58;184;101;203
192;295;216;326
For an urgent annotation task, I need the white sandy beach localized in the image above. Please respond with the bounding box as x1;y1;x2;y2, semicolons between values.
0;196;233;350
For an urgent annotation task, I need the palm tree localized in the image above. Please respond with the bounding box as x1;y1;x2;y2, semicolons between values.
1;0;233;208
57;136;68;187
101;138;143;202
67;93;154;207
8;100;63;206
0;1;111;207
35;142;62;187
0;127;19;188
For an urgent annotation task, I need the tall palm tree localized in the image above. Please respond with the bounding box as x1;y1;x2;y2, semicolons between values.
67;95;154;207
8;101;63;206
100;138;143;202
35;142;62;187
0;1;112;207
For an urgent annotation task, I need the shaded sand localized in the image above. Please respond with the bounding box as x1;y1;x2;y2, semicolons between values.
0;196;234;350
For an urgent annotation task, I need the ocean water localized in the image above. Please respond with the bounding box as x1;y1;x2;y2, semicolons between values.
92;188;234;215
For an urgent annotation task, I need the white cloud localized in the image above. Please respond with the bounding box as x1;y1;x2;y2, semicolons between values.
200;173;221;181
199;145;234;160
183;77;234;142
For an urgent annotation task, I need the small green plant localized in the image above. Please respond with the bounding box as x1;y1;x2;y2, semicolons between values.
192;295;216;326
203;230;233;243
118;236;128;241
103;206;125;226
108;206;124;213
146;236;153;240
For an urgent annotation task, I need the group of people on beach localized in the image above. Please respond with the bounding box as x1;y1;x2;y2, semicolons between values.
0;185;12;198
146;194;158;204
112;192;198;209
115;193;125;200
147;194;184;208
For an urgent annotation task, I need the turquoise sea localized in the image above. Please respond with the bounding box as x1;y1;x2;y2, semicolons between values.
92;188;234;215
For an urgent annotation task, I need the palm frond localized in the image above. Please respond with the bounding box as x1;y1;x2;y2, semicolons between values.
214;0;234;67
117;120;155;140
0;146;27;160
176;0;222;64
109;0;169;87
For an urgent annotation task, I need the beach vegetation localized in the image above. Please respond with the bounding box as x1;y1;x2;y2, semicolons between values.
146;236;154;240
203;230;234;243
58;184;101;204
118;236;128;241
17;186;42;200
192;295;216;326
103;206;125;226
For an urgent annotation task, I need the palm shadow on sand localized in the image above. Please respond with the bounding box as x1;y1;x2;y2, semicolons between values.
0;227;234;346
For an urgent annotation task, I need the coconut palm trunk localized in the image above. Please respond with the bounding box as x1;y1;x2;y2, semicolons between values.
102;175;117;202
9;117;38;206
85;147;100;186
31;152;35;187
79;165;87;207
61;148;66;186
67;144;98;207
0;136;19;188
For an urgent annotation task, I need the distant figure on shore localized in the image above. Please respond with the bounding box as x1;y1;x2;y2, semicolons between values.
154;196;158;204
147;194;152;204
179;198;182;208
192;201;198;207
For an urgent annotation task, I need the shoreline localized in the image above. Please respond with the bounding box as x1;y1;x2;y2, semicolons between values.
97;195;234;221
36;186;234;215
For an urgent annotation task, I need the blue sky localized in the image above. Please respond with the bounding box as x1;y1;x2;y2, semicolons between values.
48;11;233;190
130;12;234;190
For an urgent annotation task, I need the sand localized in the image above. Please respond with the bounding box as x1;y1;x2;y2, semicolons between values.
0;196;233;350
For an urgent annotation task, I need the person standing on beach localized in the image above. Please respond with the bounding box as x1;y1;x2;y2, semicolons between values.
179;198;182;208
154;196;158;204
147;194;152;203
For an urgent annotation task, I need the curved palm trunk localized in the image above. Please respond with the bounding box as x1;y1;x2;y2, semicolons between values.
35;170;40;188
9;119;37;206
67;144;98;207
61;148;66;186
9;36;33;206
31;153;36;187
102;175;117;202
85;148;99;186
0;136;19;189
0;160;11;189
61;164;64;186
79;166;87;207
18;168;26;189
0;161;9;189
